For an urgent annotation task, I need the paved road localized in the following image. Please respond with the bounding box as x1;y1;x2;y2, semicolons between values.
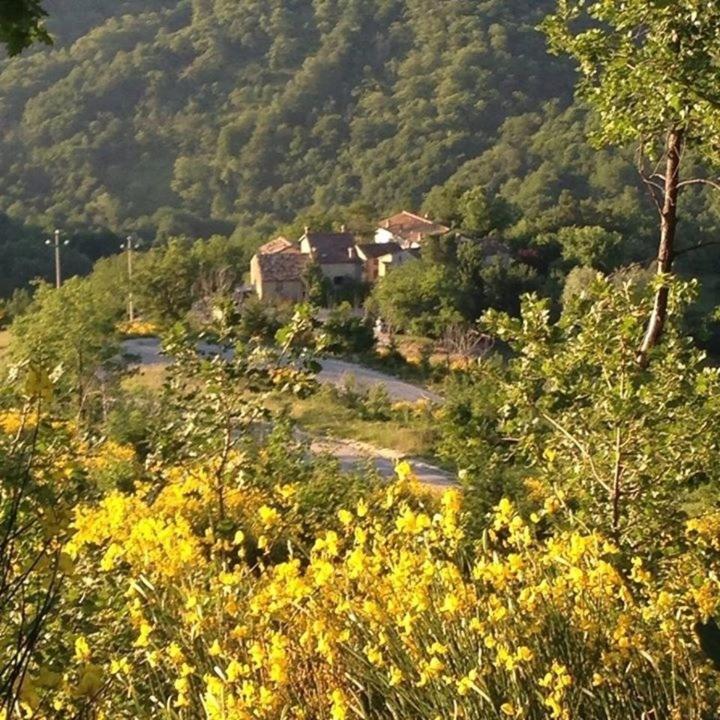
122;338;442;404
123;338;455;490
316;357;442;404
309;436;455;493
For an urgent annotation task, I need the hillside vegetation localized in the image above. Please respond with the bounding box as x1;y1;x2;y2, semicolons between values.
0;0;572;233
3;1;720;317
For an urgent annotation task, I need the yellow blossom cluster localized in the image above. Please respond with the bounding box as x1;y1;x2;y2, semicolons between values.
61;470;719;719
116;319;158;337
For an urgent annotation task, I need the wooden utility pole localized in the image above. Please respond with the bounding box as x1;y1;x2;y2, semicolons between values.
121;234;139;322
45;229;67;288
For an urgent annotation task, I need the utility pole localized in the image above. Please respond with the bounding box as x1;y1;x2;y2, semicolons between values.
45;229;68;289
121;234;140;322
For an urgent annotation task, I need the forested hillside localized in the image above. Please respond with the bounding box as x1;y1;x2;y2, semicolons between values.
0;0;573;233
2;0;720;313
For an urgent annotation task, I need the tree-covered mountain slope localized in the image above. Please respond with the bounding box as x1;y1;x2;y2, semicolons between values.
0;0;574;234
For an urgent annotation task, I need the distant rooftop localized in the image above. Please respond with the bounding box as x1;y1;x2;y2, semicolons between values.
378;211;449;243
356;241;402;259
255;251;309;282
257;236;297;255
302;231;361;264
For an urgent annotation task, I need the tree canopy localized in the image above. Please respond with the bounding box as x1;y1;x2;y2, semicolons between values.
0;0;49;56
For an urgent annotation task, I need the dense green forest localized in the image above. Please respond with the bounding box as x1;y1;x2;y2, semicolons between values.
0;0;571;232
2;0;720;334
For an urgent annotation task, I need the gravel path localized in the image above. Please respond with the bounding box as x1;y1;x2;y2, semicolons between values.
316;357;442;404
309;436;456;492
122;338;455;490
123;338;442;403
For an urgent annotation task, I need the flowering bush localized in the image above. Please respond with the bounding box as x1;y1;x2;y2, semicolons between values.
45;464;719;718
3;282;720;719
116;319;159;338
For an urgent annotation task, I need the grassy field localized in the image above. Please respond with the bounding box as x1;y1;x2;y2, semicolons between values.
121;363;167;392
268;386;440;458
0;329;11;369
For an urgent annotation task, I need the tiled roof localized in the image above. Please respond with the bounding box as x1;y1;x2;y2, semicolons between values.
258;236;296;254
303;232;361;264
256;252;309;282
378;211;449;242
356;242;402;259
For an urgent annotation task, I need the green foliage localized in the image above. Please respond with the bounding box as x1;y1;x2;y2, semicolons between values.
302;260;330;307
331;375;393;422
236;297;290;344
541;225;623;271
321;302;375;355
443;277;720;553
422;183;515;235
0;0;571;236
369;256;462;337
370;239;539;335
0;0;50;56
9;278;123;417
0;214;114;299
0;287;32;327
3;0;720;325
0;374;91;711
134;235;249;325
542;0;720;158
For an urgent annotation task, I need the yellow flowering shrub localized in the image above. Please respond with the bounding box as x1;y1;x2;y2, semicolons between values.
117;319;158;338
58;465;720;719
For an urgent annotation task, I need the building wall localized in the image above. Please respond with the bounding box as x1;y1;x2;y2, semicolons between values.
374;228;396;244
251;256;306;302
320;262;362;284
250;255;262;294
378;251;416;278
261;280;306;303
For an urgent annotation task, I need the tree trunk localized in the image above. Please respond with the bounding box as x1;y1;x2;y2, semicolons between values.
637;128;684;367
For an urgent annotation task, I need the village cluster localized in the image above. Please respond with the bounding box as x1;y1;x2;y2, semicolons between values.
249;210;451;302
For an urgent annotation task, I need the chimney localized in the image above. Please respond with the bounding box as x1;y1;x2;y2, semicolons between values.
384;220;390;229
347;247;354;260
304;225;310;235
341;224;346;233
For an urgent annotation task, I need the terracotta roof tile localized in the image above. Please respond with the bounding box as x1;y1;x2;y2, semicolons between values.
258;236;297;254
378;210;449;243
256;252;309;282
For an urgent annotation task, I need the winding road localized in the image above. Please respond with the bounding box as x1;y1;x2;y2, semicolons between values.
122;338;455;490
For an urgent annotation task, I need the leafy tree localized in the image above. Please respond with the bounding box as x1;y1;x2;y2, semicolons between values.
542;225;623;271
0;0;50;56
321;302;375;355
457;186;514;236
369;258;462;337
444;277;720;553
543;1;720;362
9;278;123;419
302;260;330;307
561;266;598;307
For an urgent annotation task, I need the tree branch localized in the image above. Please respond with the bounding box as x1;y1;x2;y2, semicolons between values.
673;240;720;259
677;177;720;192
636;141;665;214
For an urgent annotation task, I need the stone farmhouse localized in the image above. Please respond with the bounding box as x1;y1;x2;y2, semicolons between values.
249;211;455;302
375;211;449;248
249;237;309;302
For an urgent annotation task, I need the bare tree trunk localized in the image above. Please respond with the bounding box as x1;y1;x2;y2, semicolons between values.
637;128;684;367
